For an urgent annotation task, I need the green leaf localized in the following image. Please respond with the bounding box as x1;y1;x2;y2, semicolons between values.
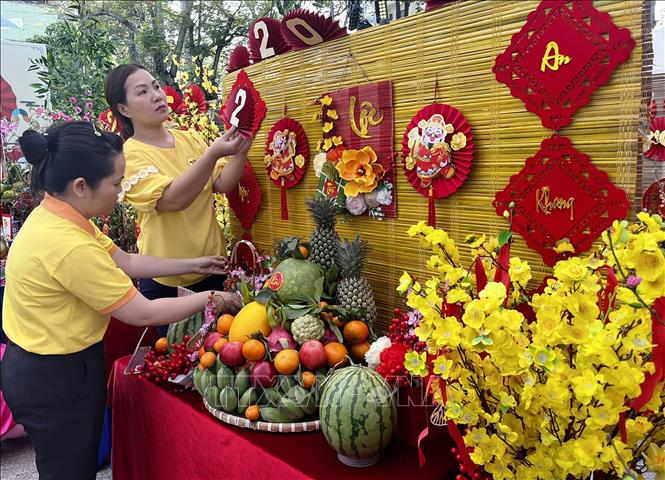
255;288;276;305
312;276;324;303
329;324;344;343
498;231;512;247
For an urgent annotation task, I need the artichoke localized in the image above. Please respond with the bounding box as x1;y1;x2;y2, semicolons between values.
291;314;325;345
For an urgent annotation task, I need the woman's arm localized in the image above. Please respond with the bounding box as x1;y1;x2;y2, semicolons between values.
156;128;243;212
213;136;253;193
111;290;242;327
111;249;226;279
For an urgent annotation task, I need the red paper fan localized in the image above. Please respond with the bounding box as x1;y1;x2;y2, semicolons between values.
182;84;207;113
0;75;17;119
226;162;262;232
280;8;347;52
227;45;251;73
98;108;120;134
401;103;474;226
249;17;291;63
162;85;185;114
645;117;665;161
425;0;455;11
264;117;309;220
219;70;266;138
642;178;665;216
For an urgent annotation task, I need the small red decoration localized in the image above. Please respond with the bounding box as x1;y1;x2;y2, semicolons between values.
98;108;120;134
264;117;309;220
401;104;474;227
227;45;251;73
642;178;665;217
248;17;291;63
162;85;183;113
645;117;665;161
493;1;635;130
266;272;284;291
226;163;262;234
280;8;347;52
494;135;630;266
182;84;207;113
219;70;266;138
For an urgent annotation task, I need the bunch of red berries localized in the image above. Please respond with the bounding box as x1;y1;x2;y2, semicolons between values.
450;446;491;480
139;336;193;383
388;308;426;352
376;341;411;386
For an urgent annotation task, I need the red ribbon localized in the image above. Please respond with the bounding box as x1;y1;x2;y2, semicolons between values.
428;191;436;227
475;259;488;294
598;266;618;318
280;184;288;220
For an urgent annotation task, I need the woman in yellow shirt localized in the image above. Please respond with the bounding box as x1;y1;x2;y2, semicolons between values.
1;122;241;480
104;64;252;336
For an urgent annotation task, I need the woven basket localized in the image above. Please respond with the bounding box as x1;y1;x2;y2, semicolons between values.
203;398;320;433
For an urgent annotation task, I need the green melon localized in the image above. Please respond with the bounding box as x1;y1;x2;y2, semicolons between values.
267;258;323;303
166;311;204;348
319;366;397;462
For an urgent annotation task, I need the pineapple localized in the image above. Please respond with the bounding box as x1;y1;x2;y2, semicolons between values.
306;196;340;270
335;235;377;325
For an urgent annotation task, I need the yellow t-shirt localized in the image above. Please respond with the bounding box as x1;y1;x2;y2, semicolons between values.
120;129;226;287
3;195;137;355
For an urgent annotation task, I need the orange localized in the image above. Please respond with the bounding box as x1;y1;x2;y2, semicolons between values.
331;315;344;328
245;405;260;421
298;245;309;258
350;341;370;363
198;346;206;359
319;301;328;308
154;337;169;353
213;338;229;353
301;371;316;389
199;351;216;369
217;314;235;335
324;342;349;368
274;349;300;375
242;339;266;362
343;320;369;345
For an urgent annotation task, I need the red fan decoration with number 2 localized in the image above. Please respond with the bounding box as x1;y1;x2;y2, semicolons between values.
219;70;266;138
280;8;347;52
249;17;291;63
401;103;474;227
264;117;309;220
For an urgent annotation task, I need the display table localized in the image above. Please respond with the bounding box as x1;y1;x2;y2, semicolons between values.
110;356;456;480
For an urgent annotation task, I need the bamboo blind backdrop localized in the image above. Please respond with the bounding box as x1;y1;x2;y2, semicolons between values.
223;0;645;332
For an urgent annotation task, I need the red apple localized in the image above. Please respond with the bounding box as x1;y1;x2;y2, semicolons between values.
220;341;244;367
204;332;223;351
299;340;327;371
250;360;277;388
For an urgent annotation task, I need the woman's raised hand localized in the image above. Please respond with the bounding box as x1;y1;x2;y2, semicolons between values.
208;127;246;159
229;135;254;163
190;255;228;275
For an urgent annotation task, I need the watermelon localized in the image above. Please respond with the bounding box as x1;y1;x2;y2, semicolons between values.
166;311;205;348
319;366;397;463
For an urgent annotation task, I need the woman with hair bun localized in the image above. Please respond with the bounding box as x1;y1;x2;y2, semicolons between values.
104;65;253;336
1;121;241;480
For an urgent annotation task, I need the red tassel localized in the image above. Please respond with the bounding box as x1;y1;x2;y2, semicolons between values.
280;185;288;220
428;190;436;227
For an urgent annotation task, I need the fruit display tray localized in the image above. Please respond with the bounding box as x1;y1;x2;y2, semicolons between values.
203;398;321;433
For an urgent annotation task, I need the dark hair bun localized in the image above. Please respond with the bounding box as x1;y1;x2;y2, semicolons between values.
18;130;49;166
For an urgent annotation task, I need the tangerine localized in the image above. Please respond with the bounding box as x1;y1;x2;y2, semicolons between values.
350;341;371;362
154;337;169;353
217;314;235;335
274;349;300;375
245;405;260;421
242;339;266;362
298;245;309;258
198;346;206;359
199;351;216;369
324;342;349;368
343;320;369;345
213;337;229;353
331;315;344;327
301;371;316;389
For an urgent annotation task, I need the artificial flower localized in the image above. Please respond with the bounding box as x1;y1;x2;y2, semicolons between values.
335;146;384;197
365;336;391;369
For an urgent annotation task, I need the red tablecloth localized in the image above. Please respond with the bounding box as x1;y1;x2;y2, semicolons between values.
110;356;456;480
103;317;159;379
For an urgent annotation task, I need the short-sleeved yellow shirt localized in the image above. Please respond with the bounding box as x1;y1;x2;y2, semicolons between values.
3;195;138;355
120;129;226;287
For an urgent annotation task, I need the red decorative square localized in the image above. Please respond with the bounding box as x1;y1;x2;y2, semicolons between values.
493;135;630;266
493;1;634;130
226;163;262;231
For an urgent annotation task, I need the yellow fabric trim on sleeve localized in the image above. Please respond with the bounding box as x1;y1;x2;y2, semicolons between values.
100;285;138;315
